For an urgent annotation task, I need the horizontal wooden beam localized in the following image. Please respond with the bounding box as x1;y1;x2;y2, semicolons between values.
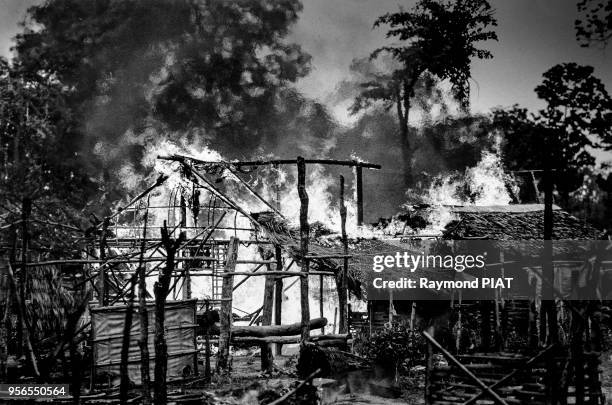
159;154;382;169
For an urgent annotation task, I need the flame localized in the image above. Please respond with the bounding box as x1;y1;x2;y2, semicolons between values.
416;150;518;234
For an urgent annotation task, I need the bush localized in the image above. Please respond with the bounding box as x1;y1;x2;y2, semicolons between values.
357;324;426;378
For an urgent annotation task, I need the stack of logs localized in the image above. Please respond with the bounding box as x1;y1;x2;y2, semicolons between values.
200;316;351;372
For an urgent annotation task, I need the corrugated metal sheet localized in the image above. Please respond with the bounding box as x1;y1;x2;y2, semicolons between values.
90;299;197;383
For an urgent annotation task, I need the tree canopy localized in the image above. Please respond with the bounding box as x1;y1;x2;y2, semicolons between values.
576;0;612;47
351;0;497;185
496;63;612;200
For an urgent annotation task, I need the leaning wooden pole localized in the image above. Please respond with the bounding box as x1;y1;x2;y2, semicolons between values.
338;175;348;334
422;331;508;405
297;157;310;342
217;237;239;373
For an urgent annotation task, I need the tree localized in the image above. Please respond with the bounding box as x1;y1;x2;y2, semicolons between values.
496;63;612;202
536;63;612;156
0;59;96;205
12;0;312;201
352;0;497;185
576;0;612;47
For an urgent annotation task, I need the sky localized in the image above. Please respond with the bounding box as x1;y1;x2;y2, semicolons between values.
1;0;611;123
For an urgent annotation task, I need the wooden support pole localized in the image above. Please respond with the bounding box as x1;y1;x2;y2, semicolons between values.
137;212;152;405
297;157;310;342
543;167;557;344
355;165;364;226
528;277;538;349
274;245;283;355
119;273;137;404
571;271;585;405
542;165;557;405
98;217;110;306
204;300;211;380
154;223;185;404
217;237;239;373
259;247;275;372
19;197;30;357
319;275;324;334
338;175;348;334
425;339;433;404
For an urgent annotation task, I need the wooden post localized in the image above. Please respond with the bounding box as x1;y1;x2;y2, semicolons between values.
338;175;348;334
368;301;372;337
274;245;283;356
119;273;137;404
425;340;433;404
479;300;491;351
154;223;185;404
388;290;394;325
19;197;30;356
542;166;557;405
217;237;239;373
571;271;585;405
355;164;363;226
528;277;538;349
204;300;211;380
179;195;189;301
182;262;191;300
297;157;310;342
319;275;324;334
98;217;110;306
137;213;151;405
543;167;557;344
333;308;338;334
259;247;275;372
498;250;506;350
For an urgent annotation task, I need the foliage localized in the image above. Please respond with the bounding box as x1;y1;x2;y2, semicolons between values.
360;324;425;375
350;0;497;186
535;63;612;156
495;63;612;202
0;60;96;206
576;0;612;47
371;0;497;107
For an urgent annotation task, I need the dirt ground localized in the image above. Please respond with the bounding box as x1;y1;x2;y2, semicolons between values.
194;353;424;404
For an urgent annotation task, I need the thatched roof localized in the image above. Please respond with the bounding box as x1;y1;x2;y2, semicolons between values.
256;204;604;300
443;204;602;240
